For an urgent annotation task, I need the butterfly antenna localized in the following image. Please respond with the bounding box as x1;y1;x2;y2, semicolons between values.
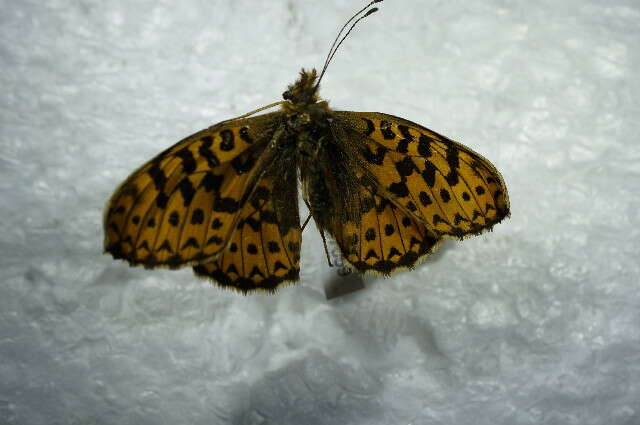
315;0;383;89
321;0;381;71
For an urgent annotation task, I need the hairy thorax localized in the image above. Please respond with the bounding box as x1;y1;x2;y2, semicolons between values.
279;69;333;160
284;101;332;159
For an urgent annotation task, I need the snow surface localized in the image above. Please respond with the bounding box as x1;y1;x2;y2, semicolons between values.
1;0;639;424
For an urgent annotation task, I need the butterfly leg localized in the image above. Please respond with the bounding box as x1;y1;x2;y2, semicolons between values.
301;214;312;232
319;228;334;267
216;101;287;128
302;198;333;267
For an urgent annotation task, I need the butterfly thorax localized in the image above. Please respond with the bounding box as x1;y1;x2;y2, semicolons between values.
280;68;333;159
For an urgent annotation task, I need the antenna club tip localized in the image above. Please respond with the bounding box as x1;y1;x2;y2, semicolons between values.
364;8;379;17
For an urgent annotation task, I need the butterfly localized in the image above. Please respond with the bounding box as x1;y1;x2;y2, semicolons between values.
103;0;510;294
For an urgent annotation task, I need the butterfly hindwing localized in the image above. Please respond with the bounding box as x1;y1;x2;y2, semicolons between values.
192;174;301;293
332;111;510;238
104;112;283;268
330;186;441;275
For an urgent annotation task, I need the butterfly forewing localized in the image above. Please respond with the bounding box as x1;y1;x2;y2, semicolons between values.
104;112;283;268
332;111;510;238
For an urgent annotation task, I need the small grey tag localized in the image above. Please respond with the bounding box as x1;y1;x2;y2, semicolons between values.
323;236;365;299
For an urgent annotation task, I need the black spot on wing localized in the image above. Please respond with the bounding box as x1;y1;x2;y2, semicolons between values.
231;155;255;175
219;129;235;151
362;145;387;165
182;237;200;250
387;247;401;259
268;241;280;253
200;172;224;193
178;178;196;207
249;266;265;278
445;145;460;169
239;127;254;144
396;125;414;153
417;134;432;157
440;188;451;203
206;236;223;246
199;136;220;167
395;157;417;177
158;239;173;253
365;249;380;260
191;209;204;225
274;261;288;272
244;217;261;232
380;120;396;140
453;213;470;225
422;161;437;187
384;224;395;236
362;118;375;136
445;170;459;186
148;163;167;190
365;228;376;241
214;198;239;213
169;211;180;227
389;181;410;198
175;147;197;174
419;191;432;206
156;192;169;209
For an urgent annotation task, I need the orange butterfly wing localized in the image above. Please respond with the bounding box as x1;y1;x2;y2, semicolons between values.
333;111;510;239
104;112;282;269
330;186;441;275
193;176;301;293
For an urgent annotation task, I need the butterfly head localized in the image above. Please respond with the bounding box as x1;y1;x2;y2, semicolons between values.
282;68;321;111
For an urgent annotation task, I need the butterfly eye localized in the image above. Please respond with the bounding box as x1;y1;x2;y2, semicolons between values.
282;90;291;100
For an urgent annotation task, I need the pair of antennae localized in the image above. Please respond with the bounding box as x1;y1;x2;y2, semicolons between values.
315;0;383;89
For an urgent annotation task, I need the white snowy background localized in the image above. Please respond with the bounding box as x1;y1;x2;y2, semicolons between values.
1;0;639;424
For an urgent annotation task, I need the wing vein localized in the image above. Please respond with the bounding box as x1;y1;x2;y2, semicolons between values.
258;206;272;279
390;201;407;255
239;220;246;278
